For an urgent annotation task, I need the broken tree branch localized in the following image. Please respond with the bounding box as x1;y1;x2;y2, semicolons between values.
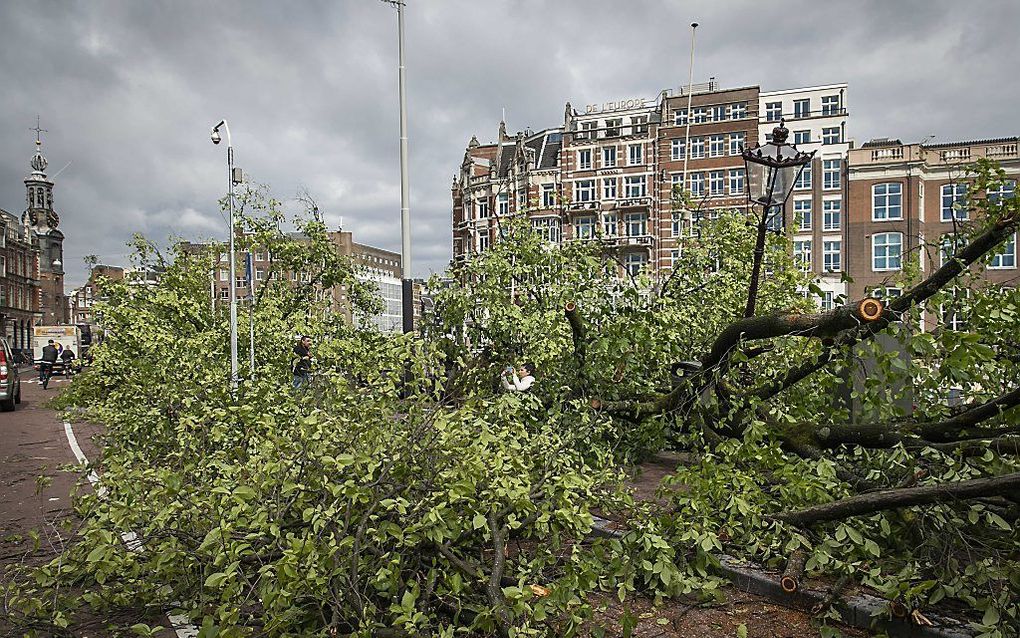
775;472;1020;526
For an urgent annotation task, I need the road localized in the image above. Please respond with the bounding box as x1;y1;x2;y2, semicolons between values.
0;371;101;557
0;370;117;635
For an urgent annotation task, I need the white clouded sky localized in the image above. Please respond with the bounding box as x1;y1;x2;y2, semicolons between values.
1;0;1018;288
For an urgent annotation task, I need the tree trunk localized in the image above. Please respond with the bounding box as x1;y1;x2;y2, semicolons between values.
775;472;1020;526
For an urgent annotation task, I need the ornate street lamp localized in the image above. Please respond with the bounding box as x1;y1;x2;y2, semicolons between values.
741;119;814;317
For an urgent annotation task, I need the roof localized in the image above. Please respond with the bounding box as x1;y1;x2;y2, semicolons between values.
862;138;903;148
922;136;1020;150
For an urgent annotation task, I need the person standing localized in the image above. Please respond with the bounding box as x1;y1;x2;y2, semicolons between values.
292;335;313;389
60;347;76;379
501;362;536;392
40;340;58;389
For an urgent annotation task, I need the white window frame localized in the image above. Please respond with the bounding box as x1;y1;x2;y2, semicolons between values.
794;130;811;145
941;183;968;222
822;127;840;145
689;172;705;197
601;212;618;237
823;239;842;272
540;185;555;208
603;177;618;200
623;252;647;276
728;168;745;195
478;198;489;218
578;149;593;170
628;144;643;166
989;232;1017;269
689;137;705;159
765;102;782;122
624;176;647;198
671;138;685;161
872;183;903;220
602;146;617;168
793;98;811;118
872;232;903;271
794;239;812;272
575;180;595;202
822;159;841;190
821;95;840;116
575;216;596;240
794;199;812;230
497;193;509;216
708;170;725;196
531;217;561;244
624;212;647;237
708;135;725;158
794;165;812;190
729;132;745;156
822;200;841;231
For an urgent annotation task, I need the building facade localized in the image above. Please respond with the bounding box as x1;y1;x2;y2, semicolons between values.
846;137;1019;319
185;228;406;332
0;207;41;353
759;84;851;308
69;265;125;327
451;81;850;292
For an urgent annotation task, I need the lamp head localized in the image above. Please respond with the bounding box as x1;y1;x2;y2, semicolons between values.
210;128;222;145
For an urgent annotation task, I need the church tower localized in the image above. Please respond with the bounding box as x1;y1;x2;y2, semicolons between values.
23;122;67;325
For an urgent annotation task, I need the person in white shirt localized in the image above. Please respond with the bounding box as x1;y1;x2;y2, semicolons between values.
501;362;536;392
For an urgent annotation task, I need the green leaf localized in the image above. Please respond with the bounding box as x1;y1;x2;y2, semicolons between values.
472;513;486;529
736;623;748;638
204;572;227;589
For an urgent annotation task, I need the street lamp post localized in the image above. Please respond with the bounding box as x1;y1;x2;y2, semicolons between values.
741;119;814;317
210;120;240;390
381;0;413;333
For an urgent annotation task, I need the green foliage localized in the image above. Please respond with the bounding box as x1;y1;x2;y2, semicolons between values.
6;162;1019;636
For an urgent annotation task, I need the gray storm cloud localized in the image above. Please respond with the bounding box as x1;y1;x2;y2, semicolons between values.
1;0;1017;288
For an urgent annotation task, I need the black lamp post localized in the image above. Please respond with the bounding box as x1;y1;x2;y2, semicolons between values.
741;119;814;317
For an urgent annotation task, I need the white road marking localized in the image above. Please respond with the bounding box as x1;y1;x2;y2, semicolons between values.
63;420;198;638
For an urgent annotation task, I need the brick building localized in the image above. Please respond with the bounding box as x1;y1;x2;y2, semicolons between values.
846;137;1019;319
68;264;125;327
451;81;850;289
183;228;406;332
0;207;41;353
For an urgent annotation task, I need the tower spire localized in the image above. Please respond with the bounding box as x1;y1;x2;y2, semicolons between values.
29;115;49;174
30;115;48;145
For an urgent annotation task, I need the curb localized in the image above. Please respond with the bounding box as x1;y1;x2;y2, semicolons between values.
591;517;975;638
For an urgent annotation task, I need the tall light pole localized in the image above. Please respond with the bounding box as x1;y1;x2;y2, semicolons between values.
382;0;413;333
681;22;698;229
211;120;239;390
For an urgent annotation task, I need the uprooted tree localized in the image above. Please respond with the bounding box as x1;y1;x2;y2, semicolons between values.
2;160;1018;637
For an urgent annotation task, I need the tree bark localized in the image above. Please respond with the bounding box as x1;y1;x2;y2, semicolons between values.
750;213;1020;402
775;472;1020;526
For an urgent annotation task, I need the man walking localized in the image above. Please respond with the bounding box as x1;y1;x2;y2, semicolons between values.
292;335;312;389
40;339;58;389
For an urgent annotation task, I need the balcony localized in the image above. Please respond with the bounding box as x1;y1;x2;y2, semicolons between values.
565;200;600;213
986;143;1018;159
605;234;654;248
616;197;652;209
871;148;904;161
939;148;971;162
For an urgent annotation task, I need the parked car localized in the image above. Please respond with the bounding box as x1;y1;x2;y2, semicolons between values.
0;338;22;411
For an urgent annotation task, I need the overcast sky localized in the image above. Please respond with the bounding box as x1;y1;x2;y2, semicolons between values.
1;0;1018;289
